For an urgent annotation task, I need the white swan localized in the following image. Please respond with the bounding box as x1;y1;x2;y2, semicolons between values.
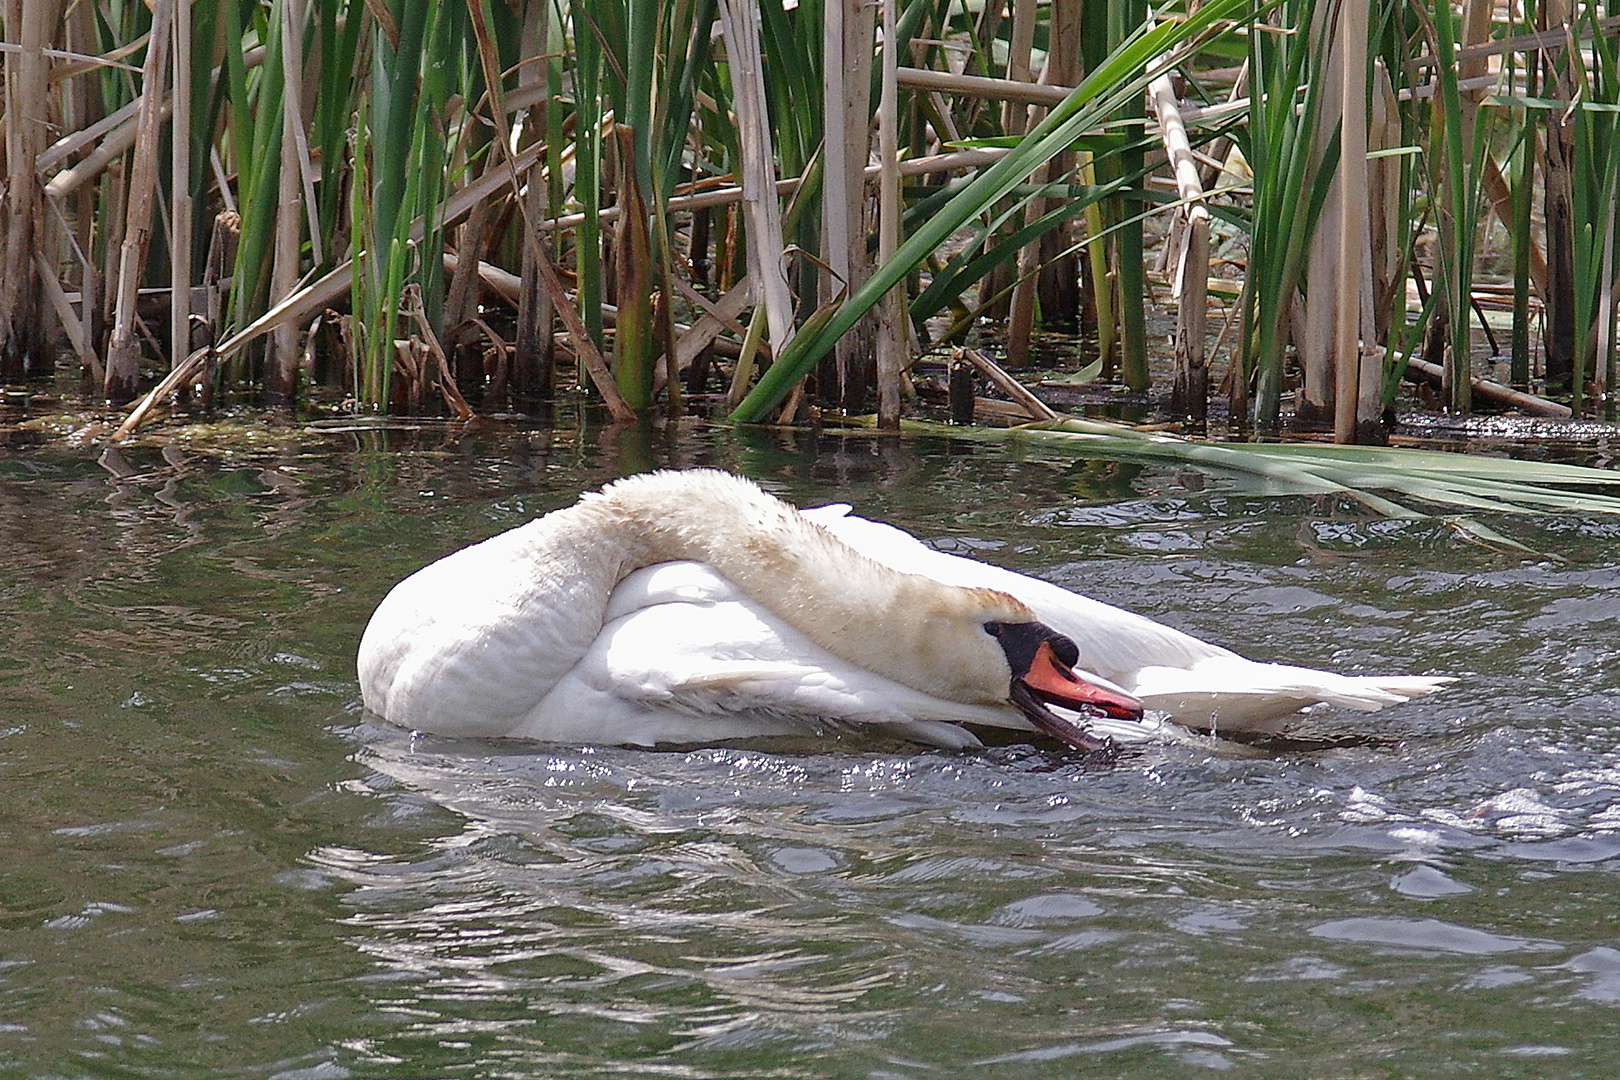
358;469;1449;750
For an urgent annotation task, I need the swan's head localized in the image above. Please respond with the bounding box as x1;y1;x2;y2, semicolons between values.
984;619;1142;750
901;586;1142;751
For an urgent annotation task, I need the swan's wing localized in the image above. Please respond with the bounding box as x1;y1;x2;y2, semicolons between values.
805;505;1451;729
511;562;1025;749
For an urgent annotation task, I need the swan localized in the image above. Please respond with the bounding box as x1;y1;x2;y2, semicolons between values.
357;469;1449;750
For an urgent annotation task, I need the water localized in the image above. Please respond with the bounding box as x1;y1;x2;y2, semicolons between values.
3;417;1620;1078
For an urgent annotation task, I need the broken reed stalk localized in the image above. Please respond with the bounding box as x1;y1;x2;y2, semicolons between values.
401;284;472;420
112;345;212;440
45;46;269;202
537;147;1011;234
1404;356;1571;417
960;347;1059;422
896;65;1071;107
35;252;100;382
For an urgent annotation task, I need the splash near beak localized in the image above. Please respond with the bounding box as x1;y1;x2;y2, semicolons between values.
1008;640;1143;752
1019;640;1143;722
987;621;1143;752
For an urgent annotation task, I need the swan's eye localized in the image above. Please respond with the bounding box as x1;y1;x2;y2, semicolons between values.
1048;633;1080;670
986;622;1082;671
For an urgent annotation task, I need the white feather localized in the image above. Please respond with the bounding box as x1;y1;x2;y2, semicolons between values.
358;471;1450;747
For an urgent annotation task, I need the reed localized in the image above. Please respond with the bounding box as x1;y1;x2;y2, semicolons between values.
1567;0;1620;410
5;0;1619;439
1238;0;1338;435
1425;0;1487;413
730;0;1250;422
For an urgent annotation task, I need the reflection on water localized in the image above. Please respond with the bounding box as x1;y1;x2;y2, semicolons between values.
1;417;1620;1077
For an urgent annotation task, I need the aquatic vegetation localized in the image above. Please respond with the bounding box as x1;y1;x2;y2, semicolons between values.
6;0;1620;437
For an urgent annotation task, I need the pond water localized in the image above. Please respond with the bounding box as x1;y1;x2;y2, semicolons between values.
3;417;1620;1078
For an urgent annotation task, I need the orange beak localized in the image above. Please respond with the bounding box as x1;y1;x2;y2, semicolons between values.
1017;640;1143;722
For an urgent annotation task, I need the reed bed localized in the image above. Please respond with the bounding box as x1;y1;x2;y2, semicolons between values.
3;0;1619;442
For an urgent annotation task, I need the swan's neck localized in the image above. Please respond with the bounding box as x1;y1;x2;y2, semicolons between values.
556;471;1006;701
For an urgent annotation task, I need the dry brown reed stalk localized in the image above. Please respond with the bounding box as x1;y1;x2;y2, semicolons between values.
671;279;754;373
44;47;269;202
266;0;311;404
1404;357;1572;418
0;0;56;378
959;346;1059;422
822;0;876;410
444;187;502;391
875;0;904;430
401;284;472;420
1330;0;1374;444
36;251;101;383
112;344;211;441
1299;1;1344;428
104;0;172;404
716;0;795;360
537;148;1011;235
1149;63;1208;421
894;66;1071;107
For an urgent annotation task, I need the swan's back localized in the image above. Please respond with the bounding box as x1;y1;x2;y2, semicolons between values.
804;505;1450;729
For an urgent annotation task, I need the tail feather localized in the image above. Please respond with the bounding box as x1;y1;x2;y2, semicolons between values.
1133;660;1454;732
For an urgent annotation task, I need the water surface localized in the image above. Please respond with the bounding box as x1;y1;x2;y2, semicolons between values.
3;418;1619;1078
